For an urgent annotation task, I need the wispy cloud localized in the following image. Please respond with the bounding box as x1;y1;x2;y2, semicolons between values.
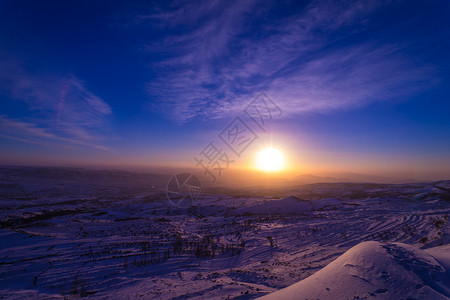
139;0;438;121
0;55;113;150
0;115;110;151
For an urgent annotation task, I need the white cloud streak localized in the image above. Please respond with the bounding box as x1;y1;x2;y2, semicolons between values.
0;55;113;150
140;0;438;122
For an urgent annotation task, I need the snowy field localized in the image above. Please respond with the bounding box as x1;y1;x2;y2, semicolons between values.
0;167;449;299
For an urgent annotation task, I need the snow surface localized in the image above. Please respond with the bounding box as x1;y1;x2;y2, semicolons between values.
259;241;450;299
0;167;449;299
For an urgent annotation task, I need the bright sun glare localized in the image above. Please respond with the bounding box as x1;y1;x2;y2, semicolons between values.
256;148;285;172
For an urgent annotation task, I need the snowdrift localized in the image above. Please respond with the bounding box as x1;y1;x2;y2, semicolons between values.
259;241;450;299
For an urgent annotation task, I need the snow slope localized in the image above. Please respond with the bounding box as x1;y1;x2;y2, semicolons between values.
0;168;449;299
234;196;342;215
259;241;450;299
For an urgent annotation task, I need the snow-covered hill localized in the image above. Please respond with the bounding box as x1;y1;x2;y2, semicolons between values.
0;167;449;299
233;196;342;215
260;241;450;299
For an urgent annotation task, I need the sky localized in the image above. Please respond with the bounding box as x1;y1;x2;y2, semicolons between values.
0;0;449;181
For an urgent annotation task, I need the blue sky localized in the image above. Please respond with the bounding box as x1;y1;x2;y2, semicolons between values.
0;0;449;180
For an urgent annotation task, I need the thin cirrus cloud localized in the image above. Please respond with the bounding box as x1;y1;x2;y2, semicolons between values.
141;0;438;122
0;115;108;151
0;56;113;151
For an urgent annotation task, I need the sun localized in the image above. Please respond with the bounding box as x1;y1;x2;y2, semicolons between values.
256;148;285;172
